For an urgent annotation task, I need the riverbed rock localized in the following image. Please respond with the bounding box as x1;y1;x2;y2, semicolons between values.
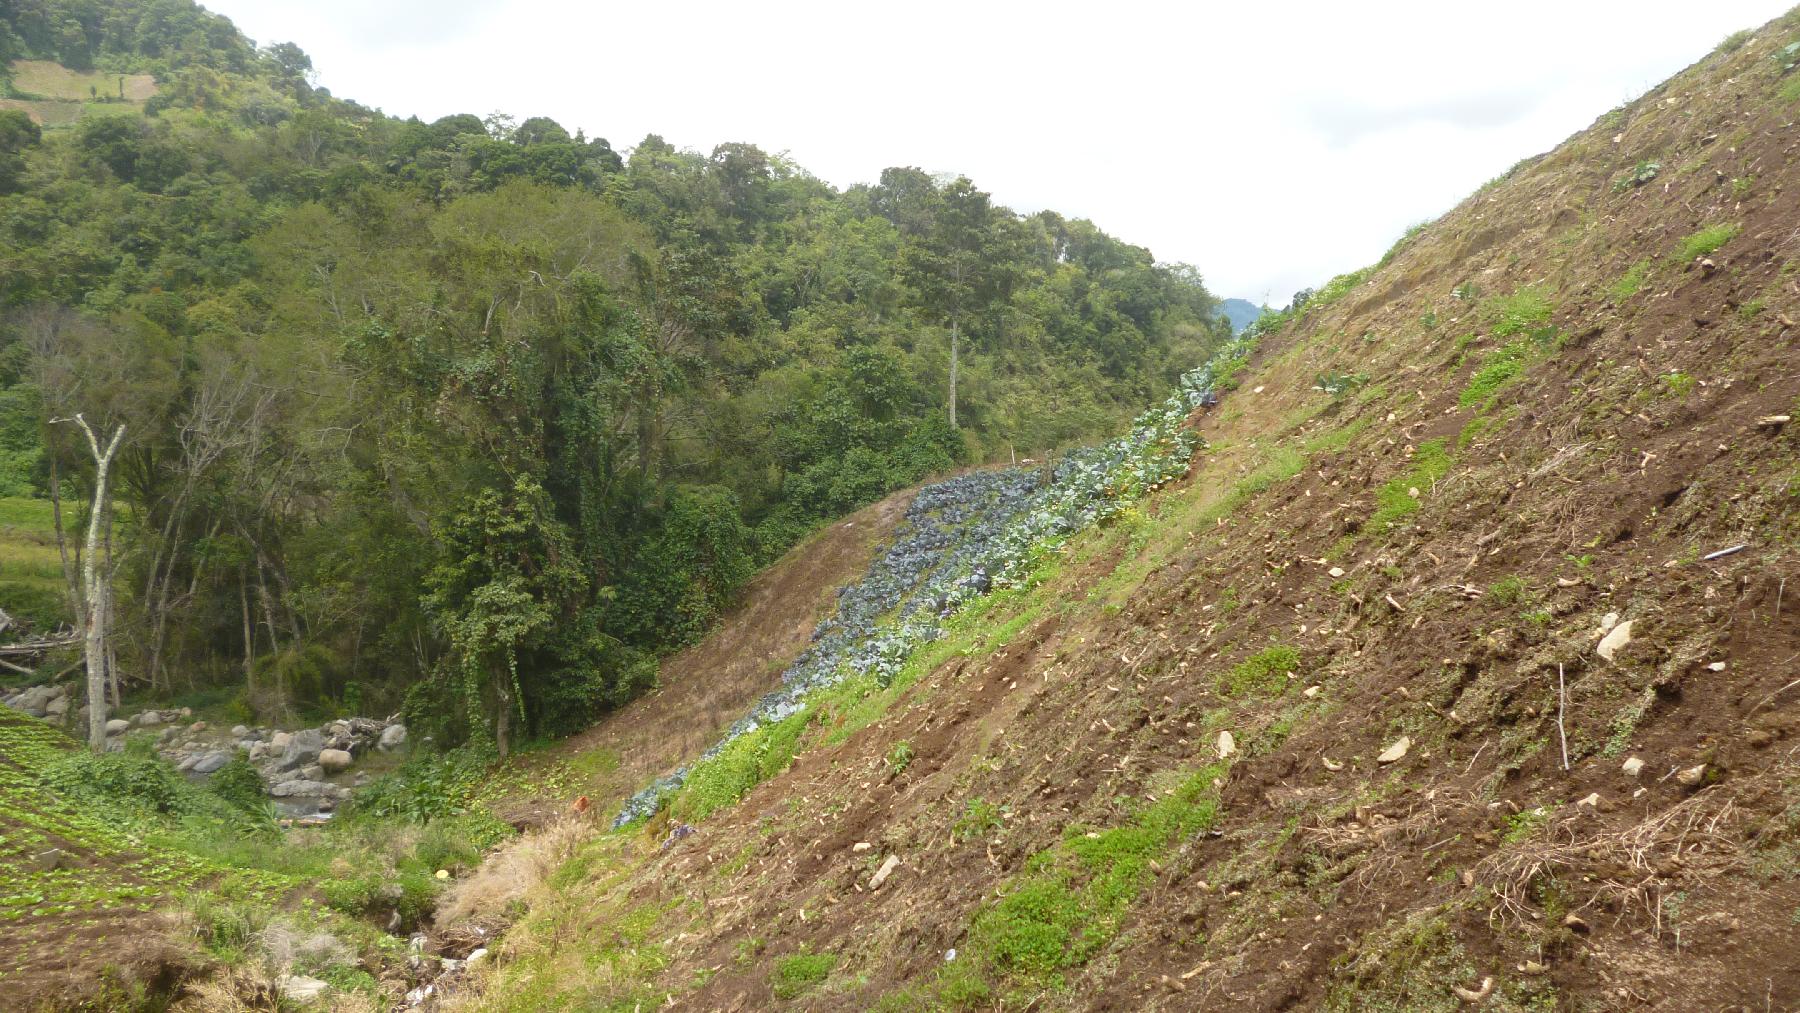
192;751;232;775
10;685;54;718
44;694;69;718
318;748;353;774
277;728;324;771
230;724;249;738
269;778;338;798
105;718;131;735
135;711;164;728
300;763;324;781
269;730;292;754
378;724;408;751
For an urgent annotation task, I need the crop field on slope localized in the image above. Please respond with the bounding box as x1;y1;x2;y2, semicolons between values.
439;14;1800;1012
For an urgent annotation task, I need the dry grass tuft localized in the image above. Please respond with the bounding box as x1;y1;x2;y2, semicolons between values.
436;816;597;927
1475;785;1742;931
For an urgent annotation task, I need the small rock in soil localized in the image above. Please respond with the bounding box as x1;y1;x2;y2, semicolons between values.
1621;756;1645;777
1377;736;1411;763
870;854;901;890
1597;619;1634;661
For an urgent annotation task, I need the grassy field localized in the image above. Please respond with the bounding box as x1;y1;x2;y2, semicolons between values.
8;60;156;102
0;497;76;634
2;60;157;128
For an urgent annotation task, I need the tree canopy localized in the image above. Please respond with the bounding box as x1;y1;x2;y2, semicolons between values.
0;0;1228;752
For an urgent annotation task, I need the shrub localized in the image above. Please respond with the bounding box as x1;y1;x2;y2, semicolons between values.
207;756;268;812
1612;159;1661;192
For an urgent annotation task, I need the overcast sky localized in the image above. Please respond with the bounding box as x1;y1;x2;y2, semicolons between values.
202;0;1793;303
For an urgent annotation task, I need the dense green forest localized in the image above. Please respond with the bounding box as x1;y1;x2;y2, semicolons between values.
0;0;1228;752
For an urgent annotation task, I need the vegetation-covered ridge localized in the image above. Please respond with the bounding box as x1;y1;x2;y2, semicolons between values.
436;8;1800;1011
0;0;1230;754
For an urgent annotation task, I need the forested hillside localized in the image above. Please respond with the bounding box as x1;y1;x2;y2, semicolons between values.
0;0;1227;750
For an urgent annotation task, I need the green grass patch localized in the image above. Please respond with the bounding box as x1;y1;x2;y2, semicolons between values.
670;706;812;823
1458;339;1537;408
1483;287;1554;338
1218;645;1302;698
1675;223;1740;261
1302;417;1371;455
772;949;839;999
1610;259;1652;301
941;763;1227;1001
1368;439;1453;532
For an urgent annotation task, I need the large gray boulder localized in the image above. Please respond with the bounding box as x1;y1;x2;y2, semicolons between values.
277;728;324;771
318;748;353;774
44;694;69;718
134;711;164;728
268;730;292;754
269;778;344;799
378;724;408;751
104;718;131;736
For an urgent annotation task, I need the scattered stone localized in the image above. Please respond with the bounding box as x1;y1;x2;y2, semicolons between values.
32;848;64;872
134;711;164;728
1377;736;1411;764
1216;730;1237;759
1576;792;1600;808
300;763;325;781
178;754;200;773
1303;685;1322;698
1597;620;1634;662
318;748;353;774
1321;756;1344;771
1676;764;1708;787
435;869;450;880
1451;976;1494;1002
1621;756;1645;777
1597;612;1620;635
189;720;207;732
44;695;69;718
851;842;872;853
465;947;489;969
104;718;130;736
231;724;250;738
277;975;329;1002
1706;661;1727;672
269;730;293;754
1563;913;1590;933
379;723;409;751
870;854;901;890
1328;566;1346;578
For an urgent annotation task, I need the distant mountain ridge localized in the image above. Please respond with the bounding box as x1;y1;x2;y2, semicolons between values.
1218;297;1264;334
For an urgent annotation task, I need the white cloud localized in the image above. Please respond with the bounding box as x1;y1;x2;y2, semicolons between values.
201;0;1794;302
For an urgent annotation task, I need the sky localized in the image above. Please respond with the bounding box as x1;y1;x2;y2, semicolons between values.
201;0;1795;304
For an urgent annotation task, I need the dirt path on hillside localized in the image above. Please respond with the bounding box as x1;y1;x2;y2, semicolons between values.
489;488;915;827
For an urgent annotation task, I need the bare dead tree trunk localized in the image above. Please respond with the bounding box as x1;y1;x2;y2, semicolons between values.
55;414;124;751
46;448;80;628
